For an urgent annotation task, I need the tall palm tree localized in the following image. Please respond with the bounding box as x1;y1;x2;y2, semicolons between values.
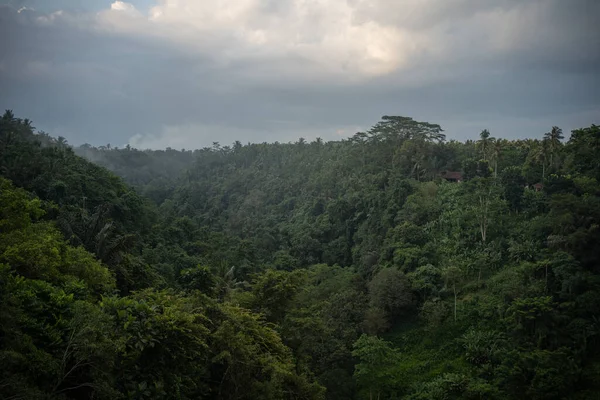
2;109;15;121
543;126;564;171
214;264;244;302
56;136;68;149
489;139;504;178
479;129;491;161
534;139;550;181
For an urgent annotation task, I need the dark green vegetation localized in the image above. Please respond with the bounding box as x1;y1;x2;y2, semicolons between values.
1;110;600;399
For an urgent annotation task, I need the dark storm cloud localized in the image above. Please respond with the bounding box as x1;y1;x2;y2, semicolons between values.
0;6;249;144
0;1;598;149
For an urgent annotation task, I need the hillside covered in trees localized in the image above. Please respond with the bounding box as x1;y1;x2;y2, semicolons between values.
2;110;600;399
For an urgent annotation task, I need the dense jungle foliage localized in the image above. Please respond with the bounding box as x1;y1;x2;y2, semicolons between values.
1;109;600;399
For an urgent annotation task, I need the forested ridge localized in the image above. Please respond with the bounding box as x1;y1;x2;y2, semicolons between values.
2;110;600;399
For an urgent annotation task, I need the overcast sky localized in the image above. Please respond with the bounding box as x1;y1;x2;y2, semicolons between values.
1;0;599;149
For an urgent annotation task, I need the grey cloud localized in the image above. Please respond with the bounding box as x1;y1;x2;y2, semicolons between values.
0;1;598;149
356;0;600;76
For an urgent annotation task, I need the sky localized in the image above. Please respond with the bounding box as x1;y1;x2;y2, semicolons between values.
1;0;599;149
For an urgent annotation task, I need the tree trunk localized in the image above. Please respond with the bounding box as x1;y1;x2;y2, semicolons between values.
542;162;546;181
478;192;489;284
453;284;457;322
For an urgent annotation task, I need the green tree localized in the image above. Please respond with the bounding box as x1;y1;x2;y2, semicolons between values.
565;124;600;179
367;268;414;323
249;269;306;323
478;129;491;161
489;138;504;178
543;126;564;172
442;263;467;322
352;334;401;400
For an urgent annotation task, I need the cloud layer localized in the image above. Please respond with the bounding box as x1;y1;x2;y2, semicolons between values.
1;0;598;148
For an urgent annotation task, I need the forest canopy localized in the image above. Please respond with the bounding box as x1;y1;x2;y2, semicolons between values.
1;109;600;399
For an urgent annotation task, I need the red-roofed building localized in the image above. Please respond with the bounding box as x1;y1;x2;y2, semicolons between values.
441;171;463;182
